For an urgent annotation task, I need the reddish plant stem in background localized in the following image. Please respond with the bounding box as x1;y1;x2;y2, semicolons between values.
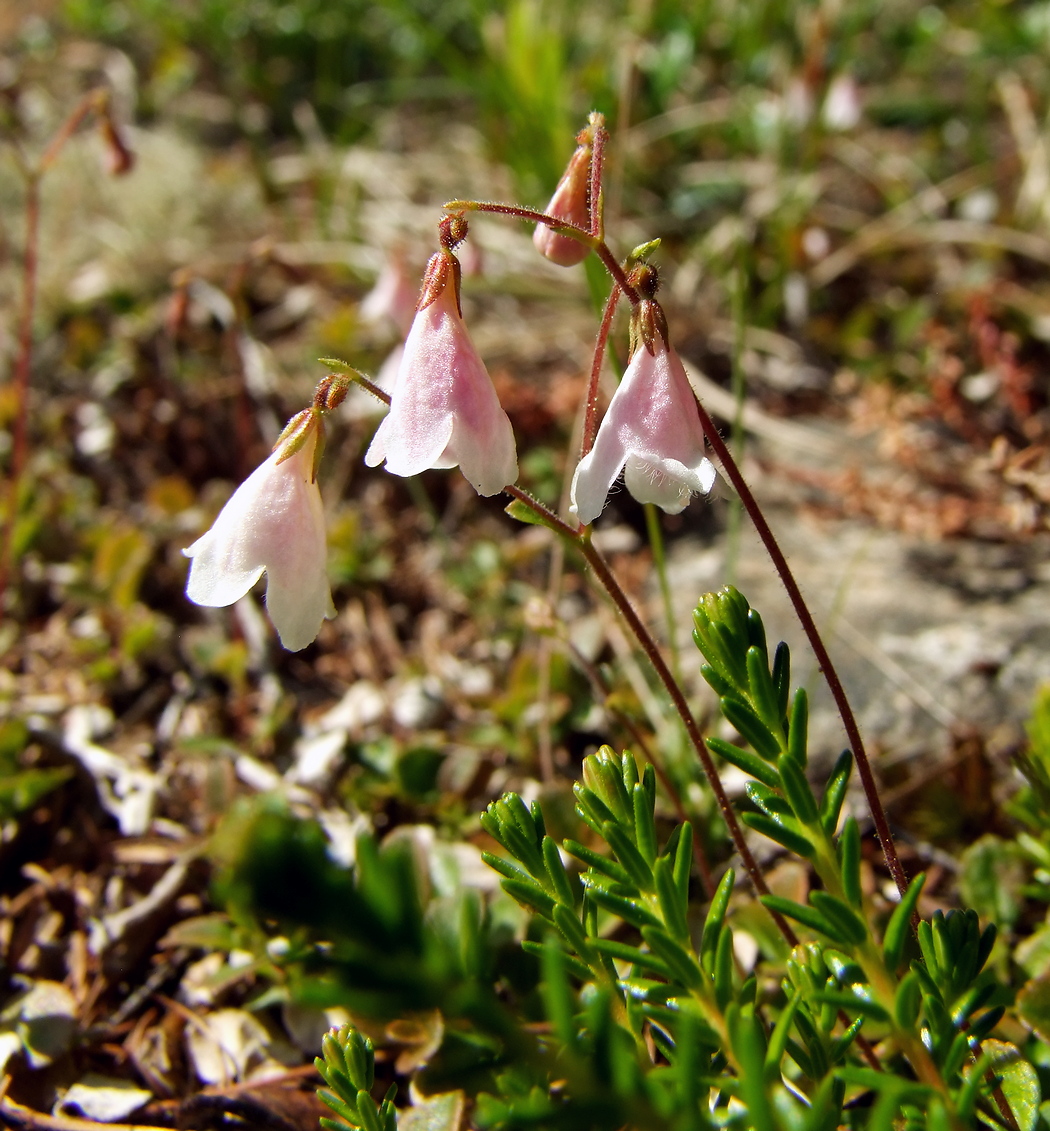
693;400;909;899
503;485;799;947
580;285;622;462
0;172;42;612
0;89;119;613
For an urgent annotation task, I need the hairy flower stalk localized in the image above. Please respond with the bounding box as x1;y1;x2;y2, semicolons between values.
183;388;342;651
365;218;518;496
571;271;715;525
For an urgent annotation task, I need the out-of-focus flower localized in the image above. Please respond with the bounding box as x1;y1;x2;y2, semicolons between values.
534;115;603;267
365;239;517;497
184;415;334;651
359;251;417;335
822;73;862;132
571;295;715;525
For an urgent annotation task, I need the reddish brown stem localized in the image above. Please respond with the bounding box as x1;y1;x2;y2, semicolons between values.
0;172;41;611
580;285;623;461
693;399;909;898
504;485;799;947
442;199;639;302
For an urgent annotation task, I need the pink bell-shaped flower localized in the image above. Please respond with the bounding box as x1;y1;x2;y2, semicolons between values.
184;415;335;651
365;239;517;497
571;296;716;525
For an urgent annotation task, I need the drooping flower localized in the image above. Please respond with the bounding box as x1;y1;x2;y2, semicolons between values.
364;237;517;497
184;413;334;651
570;295;716;525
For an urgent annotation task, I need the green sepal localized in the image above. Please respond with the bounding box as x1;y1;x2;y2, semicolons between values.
707;736;781;789
838;817;863;909
505;495;565;532
819;749;853;835
721;695;782;760
809;890;868;947
777;753;820;826
743;812;816;858
883;872;925;971
760;894;846;943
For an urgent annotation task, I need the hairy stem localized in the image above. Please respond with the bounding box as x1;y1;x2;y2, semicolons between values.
580;285;622;461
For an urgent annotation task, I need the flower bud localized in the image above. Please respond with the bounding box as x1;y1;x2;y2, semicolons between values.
534;143;592;267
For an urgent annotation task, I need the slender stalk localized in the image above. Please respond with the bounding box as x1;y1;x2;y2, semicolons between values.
693;399;910;898
442;199;639;302
0;171;41;612
580;284;622;461
504;485;799;947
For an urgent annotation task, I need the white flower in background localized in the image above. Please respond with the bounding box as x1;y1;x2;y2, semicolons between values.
184;416;334;651
571;297;716;525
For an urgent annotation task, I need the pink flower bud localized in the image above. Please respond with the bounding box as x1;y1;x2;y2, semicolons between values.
534;144;592;267
184;426;334;651
364;253;517;497
571;335;716;525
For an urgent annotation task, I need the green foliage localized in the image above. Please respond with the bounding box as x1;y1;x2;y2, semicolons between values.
201;586;1032;1129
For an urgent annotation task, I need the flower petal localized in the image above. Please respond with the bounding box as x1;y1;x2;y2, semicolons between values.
184;433;335;651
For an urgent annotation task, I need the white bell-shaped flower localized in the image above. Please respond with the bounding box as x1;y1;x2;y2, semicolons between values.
184;421;334;651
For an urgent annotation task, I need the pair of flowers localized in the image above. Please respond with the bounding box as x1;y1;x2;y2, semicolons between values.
185;237;715;651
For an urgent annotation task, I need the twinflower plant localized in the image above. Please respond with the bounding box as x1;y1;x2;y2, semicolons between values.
183;111;1039;1130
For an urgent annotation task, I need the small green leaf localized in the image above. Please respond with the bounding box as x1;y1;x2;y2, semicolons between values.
746;645;784;739
819;749;852;835
777;754;820;826
838;817;862;909
561;839;632;885
500;878;556;919
542;836;575;907
883;872;925;971
583;884;662;930
809;891;867;947
707;736;781;789
701;867;734;971
654;855;688;942
760;895;846;944
640;926;703;991
742;812;815;858
787;689;808;766
812;991;889;1023
602;821;654;891
721;696;782;760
